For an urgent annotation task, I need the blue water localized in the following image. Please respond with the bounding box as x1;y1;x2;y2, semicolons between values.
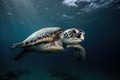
0;0;120;80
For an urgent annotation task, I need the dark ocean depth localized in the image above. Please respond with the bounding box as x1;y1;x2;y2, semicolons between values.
0;0;120;80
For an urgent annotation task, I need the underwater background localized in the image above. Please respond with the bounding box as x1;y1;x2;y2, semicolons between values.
0;0;120;80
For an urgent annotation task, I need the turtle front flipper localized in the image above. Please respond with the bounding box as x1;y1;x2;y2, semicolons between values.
67;44;86;61
14;49;30;60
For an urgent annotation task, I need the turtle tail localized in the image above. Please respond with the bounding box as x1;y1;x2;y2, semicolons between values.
10;42;22;50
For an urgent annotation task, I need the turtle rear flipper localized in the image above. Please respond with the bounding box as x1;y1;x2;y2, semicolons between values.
14;49;30;60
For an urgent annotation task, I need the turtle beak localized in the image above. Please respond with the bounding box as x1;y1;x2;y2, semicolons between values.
80;33;84;41
76;32;84;41
78;32;85;41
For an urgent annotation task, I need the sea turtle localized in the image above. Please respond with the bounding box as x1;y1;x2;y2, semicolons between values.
10;27;85;61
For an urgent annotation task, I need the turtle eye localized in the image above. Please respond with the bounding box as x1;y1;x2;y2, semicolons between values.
79;30;84;33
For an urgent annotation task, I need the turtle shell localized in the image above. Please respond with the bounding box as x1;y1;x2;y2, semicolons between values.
20;27;62;47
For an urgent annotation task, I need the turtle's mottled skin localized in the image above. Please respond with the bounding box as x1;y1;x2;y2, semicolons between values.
10;27;85;61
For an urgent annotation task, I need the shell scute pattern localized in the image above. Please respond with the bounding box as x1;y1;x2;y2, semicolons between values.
22;33;52;47
21;27;61;47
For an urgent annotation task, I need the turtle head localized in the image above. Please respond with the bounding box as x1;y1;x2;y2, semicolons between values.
61;28;85;45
